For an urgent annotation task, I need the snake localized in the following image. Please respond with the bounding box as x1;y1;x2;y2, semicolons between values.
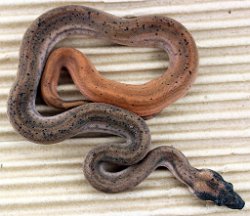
7;5;244;209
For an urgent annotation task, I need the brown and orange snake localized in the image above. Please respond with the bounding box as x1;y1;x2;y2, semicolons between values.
7;5;244;209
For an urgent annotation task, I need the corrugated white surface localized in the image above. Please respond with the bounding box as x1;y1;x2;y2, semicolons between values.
0;0;250;215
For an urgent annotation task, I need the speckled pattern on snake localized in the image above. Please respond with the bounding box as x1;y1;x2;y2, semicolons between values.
7;5;244;209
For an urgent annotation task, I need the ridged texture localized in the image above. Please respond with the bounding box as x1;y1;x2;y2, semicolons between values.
0;0;249;215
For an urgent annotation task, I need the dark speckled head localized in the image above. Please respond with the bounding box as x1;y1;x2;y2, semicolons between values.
193;169;245;209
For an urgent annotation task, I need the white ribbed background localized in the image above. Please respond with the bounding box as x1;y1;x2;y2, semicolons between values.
0;0;250;215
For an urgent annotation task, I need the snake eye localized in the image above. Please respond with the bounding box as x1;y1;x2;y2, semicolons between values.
210;170;223;180
225;182;234;192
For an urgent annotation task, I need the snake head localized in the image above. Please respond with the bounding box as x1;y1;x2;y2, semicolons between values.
193;169;245;209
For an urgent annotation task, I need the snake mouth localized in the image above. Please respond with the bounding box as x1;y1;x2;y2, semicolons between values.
215;190;245;210
195;190;245;210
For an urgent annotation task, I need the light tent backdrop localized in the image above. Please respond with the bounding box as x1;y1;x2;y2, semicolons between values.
0;0;250;215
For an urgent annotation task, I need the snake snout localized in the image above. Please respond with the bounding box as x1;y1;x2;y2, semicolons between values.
216;187;245;209
213;174;245;209
194;169;245;209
